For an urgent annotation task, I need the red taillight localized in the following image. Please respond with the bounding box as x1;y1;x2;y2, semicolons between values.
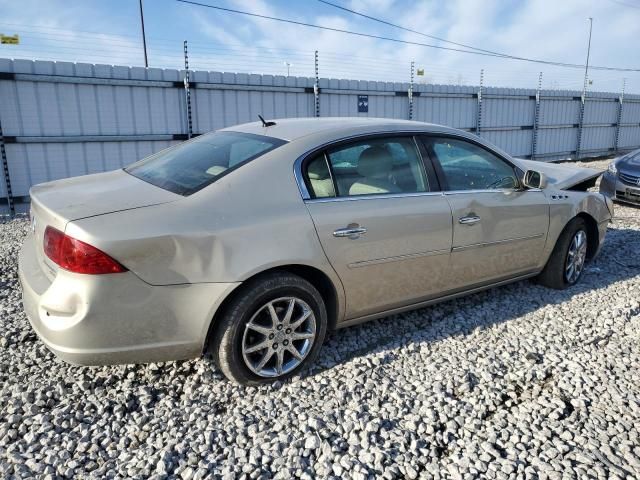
43;226;127;274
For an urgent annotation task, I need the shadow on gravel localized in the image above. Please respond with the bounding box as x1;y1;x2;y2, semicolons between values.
303;225;640;377
3;223;638;391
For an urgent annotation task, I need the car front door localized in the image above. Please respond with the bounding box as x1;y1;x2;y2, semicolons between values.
422;135;550;289
301;135;453;320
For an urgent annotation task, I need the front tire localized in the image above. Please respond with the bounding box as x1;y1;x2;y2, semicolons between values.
209;273;327;385
537;217;588;290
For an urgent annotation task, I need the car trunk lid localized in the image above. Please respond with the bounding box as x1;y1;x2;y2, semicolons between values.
28;169;180;277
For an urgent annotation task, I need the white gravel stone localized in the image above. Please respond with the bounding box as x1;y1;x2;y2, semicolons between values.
0;182;639;479
304;435;320;450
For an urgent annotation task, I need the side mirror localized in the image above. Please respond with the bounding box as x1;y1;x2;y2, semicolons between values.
522;169;548;189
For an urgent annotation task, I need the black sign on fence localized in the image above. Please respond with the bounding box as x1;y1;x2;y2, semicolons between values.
358;95;368;113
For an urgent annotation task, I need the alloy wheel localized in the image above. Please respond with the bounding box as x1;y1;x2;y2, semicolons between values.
241;297;316;377
565;229;587;284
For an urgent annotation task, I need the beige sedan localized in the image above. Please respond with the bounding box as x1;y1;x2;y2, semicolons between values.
19;118;612;385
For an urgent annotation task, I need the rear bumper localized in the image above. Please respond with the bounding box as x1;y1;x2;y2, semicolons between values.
18;233;239;365
600;172;640;205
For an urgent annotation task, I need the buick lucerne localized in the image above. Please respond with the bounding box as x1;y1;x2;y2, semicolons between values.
19;118;612;384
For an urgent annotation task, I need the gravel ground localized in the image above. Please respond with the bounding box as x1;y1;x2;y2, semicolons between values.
1;164;639;479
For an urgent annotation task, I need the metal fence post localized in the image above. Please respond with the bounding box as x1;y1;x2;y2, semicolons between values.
576;77;590;160
531;72;543;160
0;116;14;217
183;40;193;139
409;61;414;120
314;50;320;118
614;79;626;153
476;69;484;136
576;98;586;159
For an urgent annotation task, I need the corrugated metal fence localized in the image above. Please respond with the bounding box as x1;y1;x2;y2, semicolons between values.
1;58;640;215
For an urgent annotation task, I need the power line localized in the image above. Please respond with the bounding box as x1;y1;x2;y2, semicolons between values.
317;0;512;58
175;0;640;72
1;18;637;91
174;0;572;66
138;0;149;67
0;21;143;39
606;0;640;8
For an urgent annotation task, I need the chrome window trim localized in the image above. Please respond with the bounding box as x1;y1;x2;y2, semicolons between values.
293;129;446;201
304;188;542;203
304;191;445;204
293;128;524;201
420;132;521;170
421;133;524;191
323;134;431;199
444;188;542;195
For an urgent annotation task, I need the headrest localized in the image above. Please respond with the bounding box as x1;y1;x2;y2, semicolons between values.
308;158;330;180
357;146;393;178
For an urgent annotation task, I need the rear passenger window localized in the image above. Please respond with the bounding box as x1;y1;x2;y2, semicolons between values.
326;137;429;197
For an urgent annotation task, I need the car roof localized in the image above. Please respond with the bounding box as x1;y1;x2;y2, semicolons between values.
221;117;463;142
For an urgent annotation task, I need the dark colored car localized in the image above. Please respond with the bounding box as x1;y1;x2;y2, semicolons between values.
600;149;640;205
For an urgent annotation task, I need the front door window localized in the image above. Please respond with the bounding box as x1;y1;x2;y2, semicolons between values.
429;138;519;191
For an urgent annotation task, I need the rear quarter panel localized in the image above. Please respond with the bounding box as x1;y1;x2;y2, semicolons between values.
65;142;343;295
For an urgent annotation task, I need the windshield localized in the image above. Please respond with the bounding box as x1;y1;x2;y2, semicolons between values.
125;131;286;195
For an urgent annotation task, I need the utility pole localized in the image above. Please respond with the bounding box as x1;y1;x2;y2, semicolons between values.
581;17;593;99
139;0;149;68
576;17;593;159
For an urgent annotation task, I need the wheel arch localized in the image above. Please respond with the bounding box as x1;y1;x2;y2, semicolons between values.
203;264;342;354
575;211;600;260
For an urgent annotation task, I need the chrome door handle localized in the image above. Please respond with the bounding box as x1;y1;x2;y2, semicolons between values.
333;226;367;238
459;215;481;225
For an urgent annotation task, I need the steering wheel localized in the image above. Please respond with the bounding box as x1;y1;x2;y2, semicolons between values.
486;176;516;189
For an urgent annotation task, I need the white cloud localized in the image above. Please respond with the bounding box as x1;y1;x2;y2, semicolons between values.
0;0;638;92
0;0;145;67
185;0;638;92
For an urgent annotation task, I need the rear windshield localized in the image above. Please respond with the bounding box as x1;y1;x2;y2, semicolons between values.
125;131;286;195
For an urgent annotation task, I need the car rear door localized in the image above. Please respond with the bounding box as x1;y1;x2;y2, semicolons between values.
422;135;550;289
301;135;453;320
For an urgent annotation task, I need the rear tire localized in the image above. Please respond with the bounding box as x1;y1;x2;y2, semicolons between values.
209;273;327;385
537;217;588;290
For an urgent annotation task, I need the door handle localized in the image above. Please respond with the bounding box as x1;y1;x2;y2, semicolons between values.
459;215;481;225
333;225;367;238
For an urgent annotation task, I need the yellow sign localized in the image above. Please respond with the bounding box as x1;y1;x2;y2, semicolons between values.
0;34;20;45
416;68;424;76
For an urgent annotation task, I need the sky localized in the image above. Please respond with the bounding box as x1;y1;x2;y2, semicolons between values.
0;0;639;93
